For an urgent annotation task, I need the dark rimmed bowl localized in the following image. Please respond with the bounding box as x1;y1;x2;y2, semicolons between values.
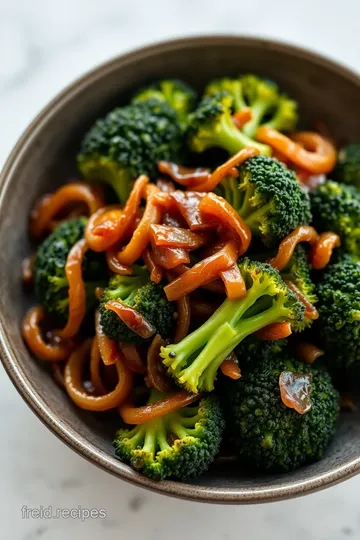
1;35;360;504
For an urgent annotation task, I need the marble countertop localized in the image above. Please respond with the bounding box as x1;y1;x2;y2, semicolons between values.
1;1;360;538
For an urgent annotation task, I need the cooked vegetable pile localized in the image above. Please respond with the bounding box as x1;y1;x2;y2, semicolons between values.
23;75;360;483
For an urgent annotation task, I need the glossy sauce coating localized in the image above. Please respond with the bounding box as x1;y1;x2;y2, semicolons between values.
279;371;313;414
105;300;156;339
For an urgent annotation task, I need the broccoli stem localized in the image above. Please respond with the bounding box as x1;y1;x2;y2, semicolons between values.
242;101;269;137
243;201;274;233
81;160;132;204
123;425;145;450
189;299;290;392
140;391;173;454
221;177;242;210
188;322;237;391
237;181;255;218
178;413;201;427
105;274;148;301
165;288;258;373
232;84;247;111
143;426;157;455
164;277;284;393
156;421;172;452
263;108;287;131
216;116;271;156
169;421;190;439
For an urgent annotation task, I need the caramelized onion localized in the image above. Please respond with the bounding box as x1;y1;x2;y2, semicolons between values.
256;322;292;340
90;336;107;394
22;306;74;362
193;147;259;192
170;191;211;231
232;108;252;129
56;239;88;339
121;343;146;374
158;162;210;187
105;248;133;275
164;240;238;301
256;127;336;174
220;263;246;300
310;232;341;270
116;185;162;265
295;342;324;364
220;353;241;379
105;300;156;339
156;177;176;193
199;192;251;255
30;183;104;239
150;224;210;250
269;225;319;271
174;295;191;343
151;245;190;270
285;281;319;320
279;371;312;414
64;339;133;411
147;334;173;393
95;310;118;366
119;391;200;424
142;248;163;283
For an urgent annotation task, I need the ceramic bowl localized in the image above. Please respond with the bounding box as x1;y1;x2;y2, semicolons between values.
1;36;360;503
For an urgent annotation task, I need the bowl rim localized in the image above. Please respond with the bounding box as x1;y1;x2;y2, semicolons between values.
1;34;360;504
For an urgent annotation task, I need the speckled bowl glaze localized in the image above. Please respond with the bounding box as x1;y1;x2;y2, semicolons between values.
1;36;360;504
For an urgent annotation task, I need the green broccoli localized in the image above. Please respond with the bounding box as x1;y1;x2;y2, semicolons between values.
113;391;224;481
315;254;360;376
132;79;196;127
280;245;317;331
310;180;360;257
333;144;360;188
235;336;287;366
34;218;107;325
221;353;339;472
205;77;247;112
216;155;312;246
187;92;271;156
205;75;298;138
99;269;175;343
161;259;304;394
78;99;183;204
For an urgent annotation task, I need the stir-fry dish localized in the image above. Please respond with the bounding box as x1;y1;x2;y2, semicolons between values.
22;76;360;481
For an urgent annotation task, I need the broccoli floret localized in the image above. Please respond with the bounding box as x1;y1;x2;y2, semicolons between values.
187;92;271;156
333;144;360;188
235;336;287;366
132;79;196;128
241;75;297;137
310;181;360;257
216;155;312;246
161;259;304;394
78;99;183;204
315;255;360;376
205;75;298;138
113;390;224;480
34;218;107;325
221;354;339;472
204;77;247;111
280;245;317;331
100;269;175;343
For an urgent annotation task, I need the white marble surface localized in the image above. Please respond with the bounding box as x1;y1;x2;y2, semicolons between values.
1;0;360;538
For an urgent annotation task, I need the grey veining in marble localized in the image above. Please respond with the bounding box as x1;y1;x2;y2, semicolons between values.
1;0;360;538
